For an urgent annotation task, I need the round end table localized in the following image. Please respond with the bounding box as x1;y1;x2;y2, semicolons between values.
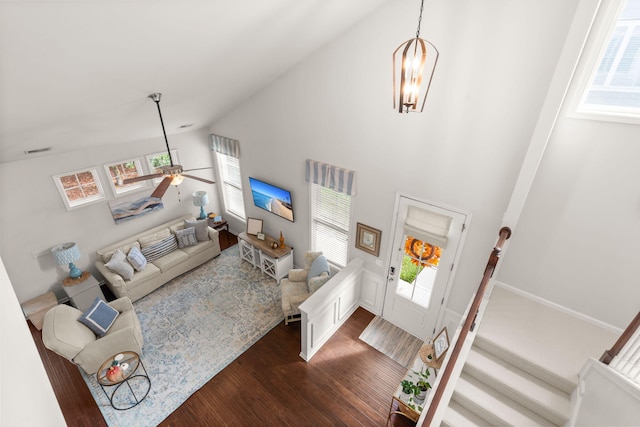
97;351;151;410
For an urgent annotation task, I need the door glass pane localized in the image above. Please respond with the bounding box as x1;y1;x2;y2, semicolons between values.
396;235;442;308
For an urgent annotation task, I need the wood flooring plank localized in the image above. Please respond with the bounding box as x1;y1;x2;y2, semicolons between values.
31;234;409;426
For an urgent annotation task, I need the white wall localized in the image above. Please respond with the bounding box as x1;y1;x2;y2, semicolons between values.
497;1;640;330
0;128;219;303
210;0;581;318
0;257;66;426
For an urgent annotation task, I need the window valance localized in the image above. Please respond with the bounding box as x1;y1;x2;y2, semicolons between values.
210;134;240;159
305;159;357;196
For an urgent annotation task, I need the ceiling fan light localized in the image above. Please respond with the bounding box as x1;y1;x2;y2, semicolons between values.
171;175;185;186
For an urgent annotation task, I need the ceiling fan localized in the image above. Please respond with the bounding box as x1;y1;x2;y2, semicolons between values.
123;93;215;198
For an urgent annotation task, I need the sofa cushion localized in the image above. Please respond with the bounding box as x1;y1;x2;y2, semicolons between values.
141;235;178;262
78;297;119;337
105;249;135;280
138;228;171;248
307;255;330;283
185;219;208;242
175;226;198;248
43;304;96;357
152;249;189;272
180;239;214;257
127;245;147;272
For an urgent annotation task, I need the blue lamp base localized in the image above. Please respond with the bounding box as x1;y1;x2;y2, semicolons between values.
68;262;82;279
198;206;207;220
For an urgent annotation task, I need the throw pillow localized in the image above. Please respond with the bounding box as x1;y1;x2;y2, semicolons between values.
78;297;119;337
175;226;198;248
141;235;178;262
127;245;147;272
307;255;330;283
105;249;135;280
138;228;172;248
185;219;208;242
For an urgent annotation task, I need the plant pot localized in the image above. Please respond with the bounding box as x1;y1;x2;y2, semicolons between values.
414;388;428;403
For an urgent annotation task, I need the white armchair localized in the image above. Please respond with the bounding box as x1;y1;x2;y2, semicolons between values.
281;251;331;325
42;297;144;374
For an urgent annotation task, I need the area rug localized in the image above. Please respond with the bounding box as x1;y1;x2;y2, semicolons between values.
359;316;423;368
80;245;283;427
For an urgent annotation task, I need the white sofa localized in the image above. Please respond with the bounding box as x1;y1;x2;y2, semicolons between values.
95;215;221;302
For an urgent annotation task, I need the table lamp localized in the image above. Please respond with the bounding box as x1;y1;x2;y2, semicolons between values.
192;191;209;220
51;242;83;279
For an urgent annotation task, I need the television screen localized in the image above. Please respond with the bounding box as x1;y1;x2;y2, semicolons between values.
248;177;294;222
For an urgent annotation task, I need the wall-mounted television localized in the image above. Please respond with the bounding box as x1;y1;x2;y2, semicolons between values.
248;177;294;222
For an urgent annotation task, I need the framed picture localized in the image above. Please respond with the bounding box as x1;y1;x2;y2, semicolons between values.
433;327;449;360
256;232;265;240
355;223;381;256
246;217;263;235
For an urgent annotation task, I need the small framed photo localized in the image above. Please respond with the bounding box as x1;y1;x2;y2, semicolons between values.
433;327;449;361
246;217;263;235
256;232;265;240
355;223;381;257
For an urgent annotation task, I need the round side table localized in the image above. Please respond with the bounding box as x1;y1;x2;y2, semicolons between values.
97;351;151;410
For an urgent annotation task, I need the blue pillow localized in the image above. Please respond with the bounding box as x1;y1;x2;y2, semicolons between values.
78;298;119;337
127;245;147;272
307;255;330;283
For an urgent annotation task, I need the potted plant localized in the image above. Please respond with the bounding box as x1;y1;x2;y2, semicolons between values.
400;379;416;400
413;368;431;402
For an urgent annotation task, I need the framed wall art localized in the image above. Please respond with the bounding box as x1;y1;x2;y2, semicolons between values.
433;327;449;360
355;223;381;257
246;217;263;235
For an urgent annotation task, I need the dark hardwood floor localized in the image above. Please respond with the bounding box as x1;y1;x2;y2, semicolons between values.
31;230;412;426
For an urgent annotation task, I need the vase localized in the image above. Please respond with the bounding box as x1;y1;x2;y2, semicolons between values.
279;232;285;248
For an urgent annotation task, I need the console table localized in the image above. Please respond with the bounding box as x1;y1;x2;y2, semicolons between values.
238;231;293;283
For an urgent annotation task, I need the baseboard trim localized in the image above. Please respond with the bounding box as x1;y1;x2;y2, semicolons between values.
494;281;622;335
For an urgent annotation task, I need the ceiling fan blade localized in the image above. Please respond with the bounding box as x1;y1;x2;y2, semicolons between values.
182;167;214;172
182;174;216;184
123;173;163;184
150;176;173;198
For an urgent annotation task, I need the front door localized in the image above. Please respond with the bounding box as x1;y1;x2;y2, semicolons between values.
382;194;469;339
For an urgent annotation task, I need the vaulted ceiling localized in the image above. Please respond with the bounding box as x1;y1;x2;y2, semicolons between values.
0;0;392;164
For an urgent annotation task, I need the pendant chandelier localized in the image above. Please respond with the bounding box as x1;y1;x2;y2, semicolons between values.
393;0;439;113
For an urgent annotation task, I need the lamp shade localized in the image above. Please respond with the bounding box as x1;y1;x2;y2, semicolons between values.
192;191;209;206
192;191;209;220
51;242;83;279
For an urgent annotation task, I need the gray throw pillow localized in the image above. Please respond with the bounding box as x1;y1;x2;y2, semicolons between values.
105;249;135;280
185;219;208;242
175;226;198;248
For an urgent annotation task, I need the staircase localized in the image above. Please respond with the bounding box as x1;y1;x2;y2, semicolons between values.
440;285;618;426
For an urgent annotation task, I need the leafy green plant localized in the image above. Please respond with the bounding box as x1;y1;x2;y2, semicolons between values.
413;368;431;392
400;379;416;395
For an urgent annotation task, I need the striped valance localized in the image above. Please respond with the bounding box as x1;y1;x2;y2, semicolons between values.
305;159;357;196
210;134;240;159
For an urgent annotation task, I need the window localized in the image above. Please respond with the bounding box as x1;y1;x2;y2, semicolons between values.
310;183;353;267
53;168;105;210
578;0;640;119
146;150;179;183
216;153;245;219
103;158;147;196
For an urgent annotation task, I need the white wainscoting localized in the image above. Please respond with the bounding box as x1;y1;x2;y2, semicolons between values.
359;268;385;315
299;258;364;361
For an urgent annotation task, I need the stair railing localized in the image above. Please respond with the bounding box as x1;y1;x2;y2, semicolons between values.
600;311;640;385
423;226;512;425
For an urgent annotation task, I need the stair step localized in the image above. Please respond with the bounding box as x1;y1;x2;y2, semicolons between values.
465;346;570;425
452;373;557;426
442;400;491;427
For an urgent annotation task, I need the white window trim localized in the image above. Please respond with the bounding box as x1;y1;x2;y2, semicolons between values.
214;152;245;222
103;158;148;197
53;167;106;210
146;150;179;184
567;0;640;124
309;183;353;269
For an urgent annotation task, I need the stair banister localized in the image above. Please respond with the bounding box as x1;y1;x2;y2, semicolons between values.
423;226;512;425
600;311;640;365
